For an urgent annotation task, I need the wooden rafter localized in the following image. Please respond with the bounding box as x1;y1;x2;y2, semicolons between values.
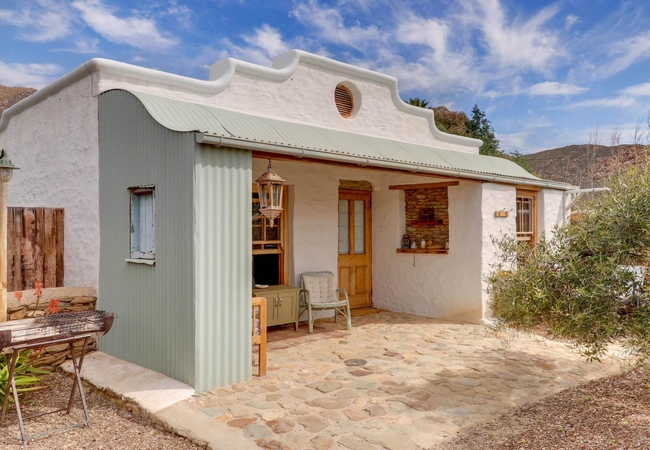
388;181;459;190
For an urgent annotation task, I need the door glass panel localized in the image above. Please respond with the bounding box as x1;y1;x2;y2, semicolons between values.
354;200;364;254
339;200;350;254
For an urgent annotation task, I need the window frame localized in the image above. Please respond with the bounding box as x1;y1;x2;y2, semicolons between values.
252;184;289;283
516;189;537;244
129;186;156;261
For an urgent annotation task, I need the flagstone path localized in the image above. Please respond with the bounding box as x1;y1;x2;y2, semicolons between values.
189;311;622;450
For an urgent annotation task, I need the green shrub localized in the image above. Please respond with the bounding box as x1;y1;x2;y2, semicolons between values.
0;351;50;405
488;165;650;364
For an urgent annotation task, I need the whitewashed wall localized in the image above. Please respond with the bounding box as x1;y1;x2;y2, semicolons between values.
93;51;479;154
538;189;566;239
259;159;570;321
0;77;100;290
479;184;517;318
255;158;491;321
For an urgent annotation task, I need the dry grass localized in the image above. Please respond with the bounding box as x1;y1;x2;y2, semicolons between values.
439;369;650;450
0;372;200;449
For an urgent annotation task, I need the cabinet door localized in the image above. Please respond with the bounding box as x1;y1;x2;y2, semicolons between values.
275;291;297;325
265;296;278;326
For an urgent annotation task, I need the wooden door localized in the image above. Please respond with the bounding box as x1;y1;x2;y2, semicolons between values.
338;190;372;309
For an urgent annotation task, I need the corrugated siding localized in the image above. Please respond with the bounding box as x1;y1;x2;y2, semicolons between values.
124;90;557;184
98;90;196;386
194;144;252;391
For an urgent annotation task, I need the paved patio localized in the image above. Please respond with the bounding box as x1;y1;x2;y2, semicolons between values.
186;311;622;450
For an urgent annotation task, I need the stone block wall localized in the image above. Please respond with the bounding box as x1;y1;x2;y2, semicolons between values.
7;287;98;371
404;187;450;246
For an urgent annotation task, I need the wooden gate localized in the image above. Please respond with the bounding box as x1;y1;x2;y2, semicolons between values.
7;207;64;292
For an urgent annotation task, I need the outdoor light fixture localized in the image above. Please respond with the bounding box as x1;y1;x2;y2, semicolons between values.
0;150;17;322
255;159;285;226
0;150;18;182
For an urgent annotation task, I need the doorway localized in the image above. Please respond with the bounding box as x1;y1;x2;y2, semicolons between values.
338;189;372;309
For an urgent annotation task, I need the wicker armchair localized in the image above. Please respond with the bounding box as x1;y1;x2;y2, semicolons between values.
300;271;352;333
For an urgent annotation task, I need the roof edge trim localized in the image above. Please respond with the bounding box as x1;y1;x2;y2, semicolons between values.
0;51;482;151
195;133;577;191
0;60;97;134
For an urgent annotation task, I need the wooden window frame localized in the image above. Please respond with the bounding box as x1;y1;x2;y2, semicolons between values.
516;189;537;244
129;186;155;260
252;185;289;284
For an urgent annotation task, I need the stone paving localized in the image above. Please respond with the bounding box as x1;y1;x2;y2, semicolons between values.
189;311;622;450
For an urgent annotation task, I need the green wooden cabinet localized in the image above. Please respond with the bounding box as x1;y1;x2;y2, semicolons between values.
252;285;300;331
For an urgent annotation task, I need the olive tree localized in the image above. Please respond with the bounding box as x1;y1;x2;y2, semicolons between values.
487;165;650;363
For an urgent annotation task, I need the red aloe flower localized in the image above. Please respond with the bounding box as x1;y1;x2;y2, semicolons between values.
33;280;43;298
46;299;59;315
14;291;22;303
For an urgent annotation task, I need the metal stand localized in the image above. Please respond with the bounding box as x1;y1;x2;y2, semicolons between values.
0;334;93;445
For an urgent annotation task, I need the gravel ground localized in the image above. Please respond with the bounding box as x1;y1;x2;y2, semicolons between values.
439;369;650;450
0;372;201;449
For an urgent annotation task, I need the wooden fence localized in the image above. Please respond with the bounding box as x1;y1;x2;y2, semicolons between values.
7;207;64;292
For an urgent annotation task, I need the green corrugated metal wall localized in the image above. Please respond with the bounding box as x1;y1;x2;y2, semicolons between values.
194;145;252;391
99;90;196;386
98;90;252;391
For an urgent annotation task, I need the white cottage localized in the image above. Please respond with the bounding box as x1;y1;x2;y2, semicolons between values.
0;50;574;391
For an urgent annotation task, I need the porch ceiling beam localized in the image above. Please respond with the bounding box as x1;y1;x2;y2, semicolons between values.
251;151;465;181
388;181;459;190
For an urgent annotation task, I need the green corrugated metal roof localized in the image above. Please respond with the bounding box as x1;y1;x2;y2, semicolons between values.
124;90;573;189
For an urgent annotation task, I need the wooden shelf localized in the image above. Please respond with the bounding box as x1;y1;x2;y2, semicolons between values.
396;248;448;254
410;220;443;226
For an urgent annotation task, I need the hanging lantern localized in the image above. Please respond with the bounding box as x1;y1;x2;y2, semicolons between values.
255;160;285;226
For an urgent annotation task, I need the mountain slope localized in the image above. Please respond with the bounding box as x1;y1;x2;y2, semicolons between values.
0;84;37;119
524;144;648;188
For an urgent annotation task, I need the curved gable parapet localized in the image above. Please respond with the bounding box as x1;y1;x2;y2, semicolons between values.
209;50;482;153
1;51;481;153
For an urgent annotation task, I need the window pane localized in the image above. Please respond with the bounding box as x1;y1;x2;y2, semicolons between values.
339;200;349;254
516;196;533;239
130;189;155;258
266;218;280;241
354;200;364;254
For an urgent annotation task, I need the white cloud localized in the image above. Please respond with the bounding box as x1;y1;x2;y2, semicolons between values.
565;14;579;29
54;38;100;54
619;82;650;97
527;82;587;96
159;1;193;29
220;25;291;66
558;96;636;110
242;25;290;60
0;61;62;88
601;30;650;78
462;0;567;73
71;0;178;52
0;0;74;42
291;0;383;50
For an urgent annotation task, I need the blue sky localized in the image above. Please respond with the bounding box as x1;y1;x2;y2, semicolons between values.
1;0;650;154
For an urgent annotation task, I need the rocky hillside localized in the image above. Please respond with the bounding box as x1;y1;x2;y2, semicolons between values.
0;84;36;118
524;144;648;188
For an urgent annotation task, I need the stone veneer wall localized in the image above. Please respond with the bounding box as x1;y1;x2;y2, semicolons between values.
404;187;450;246
7;287;98;370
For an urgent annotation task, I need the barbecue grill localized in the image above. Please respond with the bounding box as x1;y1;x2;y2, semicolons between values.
0;310;116;444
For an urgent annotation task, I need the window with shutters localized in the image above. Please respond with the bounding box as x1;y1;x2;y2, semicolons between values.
130;186;155;260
